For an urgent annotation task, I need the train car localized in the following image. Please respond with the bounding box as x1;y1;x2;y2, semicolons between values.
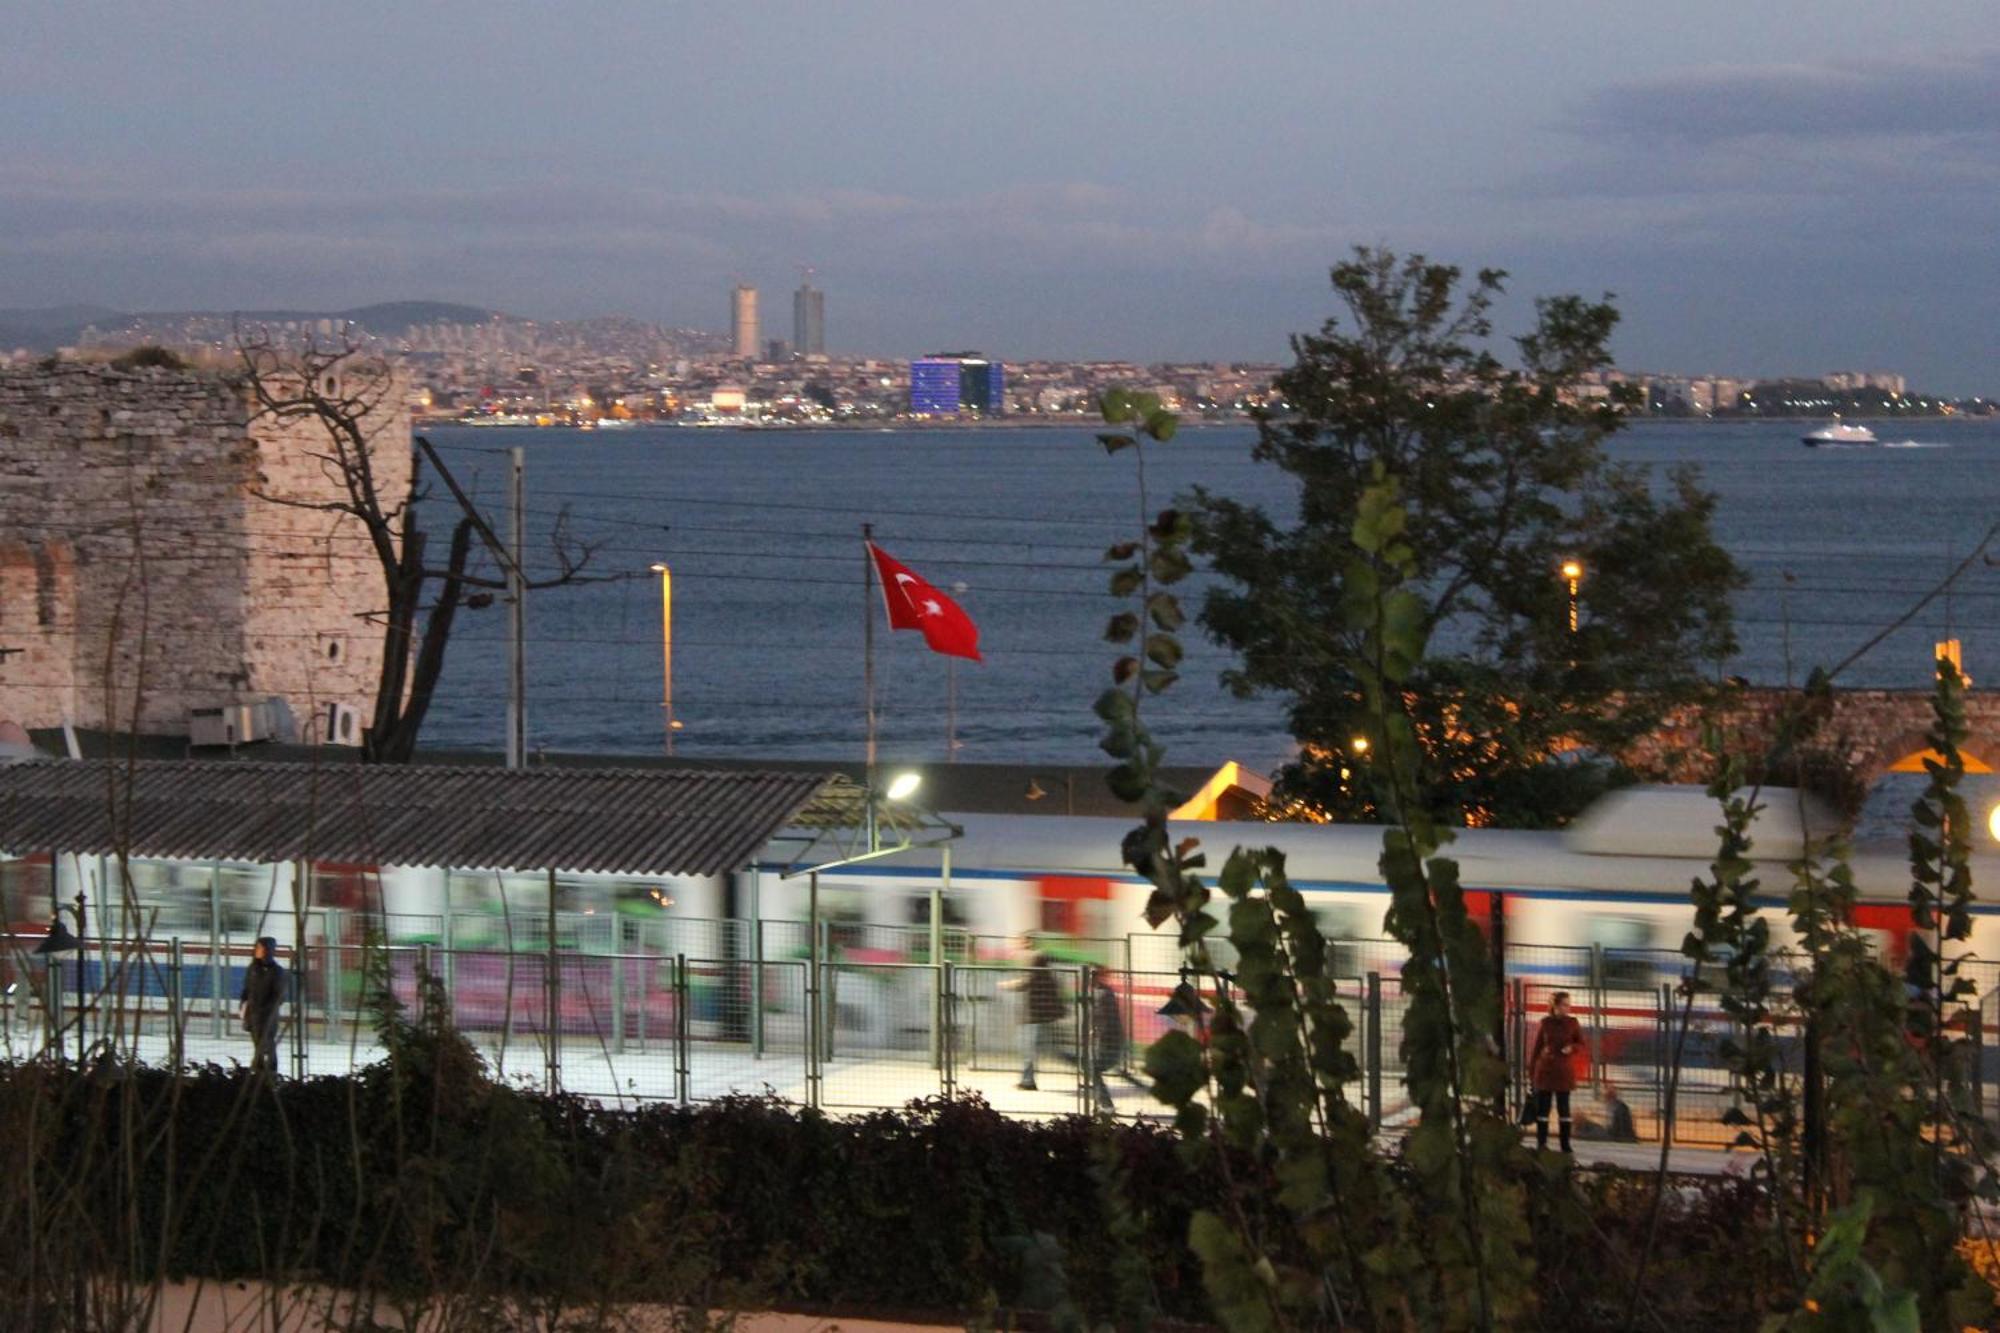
767;784;2000;984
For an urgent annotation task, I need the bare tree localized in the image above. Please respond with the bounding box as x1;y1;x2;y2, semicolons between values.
235;328;605;762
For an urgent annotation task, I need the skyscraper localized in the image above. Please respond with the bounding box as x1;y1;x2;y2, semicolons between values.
730;284;759;360
793;280;825;357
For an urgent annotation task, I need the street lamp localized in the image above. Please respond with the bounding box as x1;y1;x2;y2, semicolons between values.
1559;559;1583;636
648;563;683;755
32;889;87;1064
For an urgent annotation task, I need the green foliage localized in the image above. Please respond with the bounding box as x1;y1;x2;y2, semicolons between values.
110;345;187;370
1189;247;1743;827
1094;394;1550;1330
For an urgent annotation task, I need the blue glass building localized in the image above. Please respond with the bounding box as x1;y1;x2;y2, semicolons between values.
909;353;1005;415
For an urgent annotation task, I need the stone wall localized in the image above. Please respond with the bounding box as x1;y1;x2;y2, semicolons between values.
0;360;410;740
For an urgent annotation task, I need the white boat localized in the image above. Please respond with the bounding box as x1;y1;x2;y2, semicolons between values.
1802;417;1877;447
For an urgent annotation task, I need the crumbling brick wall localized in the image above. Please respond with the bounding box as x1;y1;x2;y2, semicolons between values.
0;360;410;739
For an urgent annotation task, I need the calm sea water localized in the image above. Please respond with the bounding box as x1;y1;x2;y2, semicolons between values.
417;417;2000;770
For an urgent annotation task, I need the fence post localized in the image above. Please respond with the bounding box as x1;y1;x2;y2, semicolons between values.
1077;970;1091;1117
611;954;625;1055
752;917;765;1060
1657;983;1672;1143
1590;943;1606;1085
1366;971;1383;1131
546;867;561;1096
169;937;185;1073
675;953;690;1105
942;960;957;1099
1121;937;1135;1075
209;865;224;1040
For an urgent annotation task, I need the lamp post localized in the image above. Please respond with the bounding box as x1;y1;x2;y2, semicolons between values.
1560;559;1583;636
32;888;87;1064
648;562;683;755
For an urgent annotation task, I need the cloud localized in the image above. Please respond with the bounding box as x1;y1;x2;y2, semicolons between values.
1572;50;2000;145
0;166;1348;316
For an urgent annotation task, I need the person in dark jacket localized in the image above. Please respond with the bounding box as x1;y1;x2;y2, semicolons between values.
1527;991;1586;1153
1086;966;1126;1113
239;936;286;1076
1004;934;1065;1090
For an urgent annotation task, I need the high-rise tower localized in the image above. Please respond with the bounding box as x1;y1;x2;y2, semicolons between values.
730;284;759;360
793;279;825;357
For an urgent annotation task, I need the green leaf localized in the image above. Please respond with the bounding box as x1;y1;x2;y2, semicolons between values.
1097;432;1134;454
1144;409;1178;442
1142;669;1179;694
1109;566;1143;597
1092;688;1136;724
1144;633;1183;668
1112;656;1139;685
1104;540;1139;561
1149;546;1193;584
1146;591;1185;630
1104;611;1139;644
1099;388;1134;424
1146;1030;1207;1105
1107;762;1148;803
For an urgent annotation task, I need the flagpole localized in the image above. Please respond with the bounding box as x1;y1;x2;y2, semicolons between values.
862;522;877;783
947;578;966;762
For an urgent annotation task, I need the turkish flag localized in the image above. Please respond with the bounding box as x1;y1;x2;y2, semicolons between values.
868;543;982;662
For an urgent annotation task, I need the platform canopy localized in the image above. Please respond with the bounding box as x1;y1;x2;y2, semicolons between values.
0;759;891;877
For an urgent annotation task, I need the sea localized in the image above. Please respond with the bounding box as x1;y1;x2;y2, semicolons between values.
416;417;2000;779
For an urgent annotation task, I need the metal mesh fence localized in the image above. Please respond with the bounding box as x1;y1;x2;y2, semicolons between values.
10;921;2000;1140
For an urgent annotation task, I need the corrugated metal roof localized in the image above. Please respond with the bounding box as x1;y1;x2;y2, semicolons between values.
0;760;842;876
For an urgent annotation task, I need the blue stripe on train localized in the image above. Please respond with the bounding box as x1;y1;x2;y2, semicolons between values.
764;860;2000;915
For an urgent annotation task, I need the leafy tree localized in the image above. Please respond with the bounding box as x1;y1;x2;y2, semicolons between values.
1191;249;1742;826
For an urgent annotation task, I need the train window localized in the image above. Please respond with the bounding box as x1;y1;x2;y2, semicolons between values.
1312;904;1365;978
904;894;969;927
218;863;287;937
1584;916;1659;990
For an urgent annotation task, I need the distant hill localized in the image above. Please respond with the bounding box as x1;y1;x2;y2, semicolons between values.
0;301;502;351
0;304;126;350
335;301;497;330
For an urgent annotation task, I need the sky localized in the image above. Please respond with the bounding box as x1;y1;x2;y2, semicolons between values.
2;2;1996;392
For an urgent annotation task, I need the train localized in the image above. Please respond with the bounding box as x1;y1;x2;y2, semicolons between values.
8;783;1997;1008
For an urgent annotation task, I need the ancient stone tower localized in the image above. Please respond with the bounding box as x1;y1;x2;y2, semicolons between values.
0;358;411;742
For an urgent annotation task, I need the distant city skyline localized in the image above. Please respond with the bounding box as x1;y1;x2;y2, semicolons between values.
1;5;1995;391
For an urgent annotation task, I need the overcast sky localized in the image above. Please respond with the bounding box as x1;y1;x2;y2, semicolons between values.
3;2;1995;391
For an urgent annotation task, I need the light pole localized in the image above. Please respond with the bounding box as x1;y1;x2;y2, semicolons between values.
648;563;683;755
1560;559;1583;636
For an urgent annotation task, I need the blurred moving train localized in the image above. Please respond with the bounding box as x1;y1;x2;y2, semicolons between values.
9;784;1993;990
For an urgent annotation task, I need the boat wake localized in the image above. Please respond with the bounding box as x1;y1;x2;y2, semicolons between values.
1881;440;1948;449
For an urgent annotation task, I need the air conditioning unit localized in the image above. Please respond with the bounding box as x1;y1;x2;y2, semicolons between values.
324;701;362;747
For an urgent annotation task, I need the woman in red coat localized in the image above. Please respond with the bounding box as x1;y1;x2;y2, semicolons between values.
1528;991;1586;1153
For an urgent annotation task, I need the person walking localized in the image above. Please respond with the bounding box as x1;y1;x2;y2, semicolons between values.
239;936;286;1076
1004;934;1065;1090
1527;990;1585;1153
1086;966;1126;1113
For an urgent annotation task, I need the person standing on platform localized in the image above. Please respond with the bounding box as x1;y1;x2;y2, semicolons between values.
1527;990;1585;1153
240;936;286;1076
1005;934;1065;1090
1086;966;1126;1113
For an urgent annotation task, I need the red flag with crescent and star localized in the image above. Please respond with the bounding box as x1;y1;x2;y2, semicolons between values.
868;543;982;662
